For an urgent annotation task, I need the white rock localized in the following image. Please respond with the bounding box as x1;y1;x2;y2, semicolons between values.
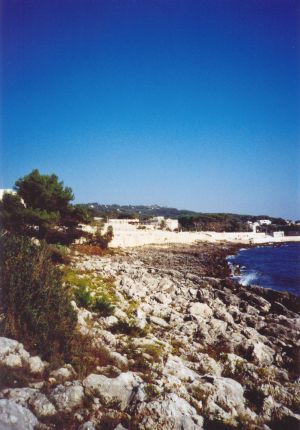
155;293;172;305
2;354;22;368
110;352;129;370
195;353;222;376
77;309;93;327
50;364;76;382
83;371;142;411
103;316;119;328
251;341;274;366
0;388;37;405
28;356;46;375
189;303;213;319
114;308;128;320
262;395;300;423
134;393;204;429
163;355;198;382
29;393;56;418
0;338;33;370
50;382;85;412
135;309;147;329
78;422;97;430
149;316;169;328
193;376;247;421
0;399;38;430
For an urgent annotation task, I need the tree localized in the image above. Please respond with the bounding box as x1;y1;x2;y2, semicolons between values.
0;169;91;243
160;219;167;230
90;225;114;249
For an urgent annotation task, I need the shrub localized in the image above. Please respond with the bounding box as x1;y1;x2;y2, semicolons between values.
48;244;71;264
94;296;115;316
145;383;160;399
0;233;77;360
89;225;114;249
74;284;94;308
68;333;112;377
64;269;117;315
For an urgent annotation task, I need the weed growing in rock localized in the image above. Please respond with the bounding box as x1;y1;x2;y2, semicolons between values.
145;383;160;399
64;268;117;316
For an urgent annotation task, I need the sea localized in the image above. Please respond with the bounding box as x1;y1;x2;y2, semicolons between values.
227;243;300;296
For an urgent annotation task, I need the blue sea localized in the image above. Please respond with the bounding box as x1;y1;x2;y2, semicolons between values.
227;243;300;296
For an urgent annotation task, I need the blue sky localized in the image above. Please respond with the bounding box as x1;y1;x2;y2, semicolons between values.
1;0;299;218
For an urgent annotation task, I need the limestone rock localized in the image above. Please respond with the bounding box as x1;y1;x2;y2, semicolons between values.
0;388;37;406
189;303;213;320
133;393;204;429
135;309;147;329
0;399;38;430
83;372;142;411
103;315;119;328
29;392;56;418
149;316;169;328
78;422;97;430
251;341;275;366
163;355;198;382
109;352;129;371
192;376;248;421
50;364;76;383
113;424;128;430
28;356;46;375
0;338;30;368
195;352;222;376
50;382;85;412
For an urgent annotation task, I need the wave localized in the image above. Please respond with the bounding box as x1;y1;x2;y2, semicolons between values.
239;270;259;286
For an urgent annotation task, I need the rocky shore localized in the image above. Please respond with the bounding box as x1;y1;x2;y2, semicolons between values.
1;242;299;429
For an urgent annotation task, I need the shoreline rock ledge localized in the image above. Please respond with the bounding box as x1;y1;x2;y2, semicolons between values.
1;243;299;430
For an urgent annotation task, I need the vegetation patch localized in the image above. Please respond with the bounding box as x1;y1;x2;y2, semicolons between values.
145;383;160;399
111;319;149;337
68;333;112;377
64;268;117;316
0;233;77;361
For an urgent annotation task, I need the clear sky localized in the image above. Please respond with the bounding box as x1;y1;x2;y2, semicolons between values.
1;0;299;219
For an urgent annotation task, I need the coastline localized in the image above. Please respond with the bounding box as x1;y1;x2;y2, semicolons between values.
226;242;300;296
1;241;299;429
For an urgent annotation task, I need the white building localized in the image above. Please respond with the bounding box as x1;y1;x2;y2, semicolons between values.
247;219;272;233
165;218;179;231
258;219;272;225
272;231;284;238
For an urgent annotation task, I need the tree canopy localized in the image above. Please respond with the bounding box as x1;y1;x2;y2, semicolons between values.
0;169;91;243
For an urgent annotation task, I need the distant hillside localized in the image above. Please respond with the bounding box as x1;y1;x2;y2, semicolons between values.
79;203;289;232
80;203;198;219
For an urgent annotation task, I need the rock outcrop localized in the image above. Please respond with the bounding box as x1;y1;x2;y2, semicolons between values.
0;243;299;429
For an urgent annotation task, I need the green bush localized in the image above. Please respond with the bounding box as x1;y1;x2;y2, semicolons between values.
74;284;94;308
94;296;115;315
64;268;117;316
89;225;114;249
0;233;77;360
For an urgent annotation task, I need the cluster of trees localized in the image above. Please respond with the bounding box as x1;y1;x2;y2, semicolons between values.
82;203;196;220
178;214;250;232
0;169;91;244
0;169;113;364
